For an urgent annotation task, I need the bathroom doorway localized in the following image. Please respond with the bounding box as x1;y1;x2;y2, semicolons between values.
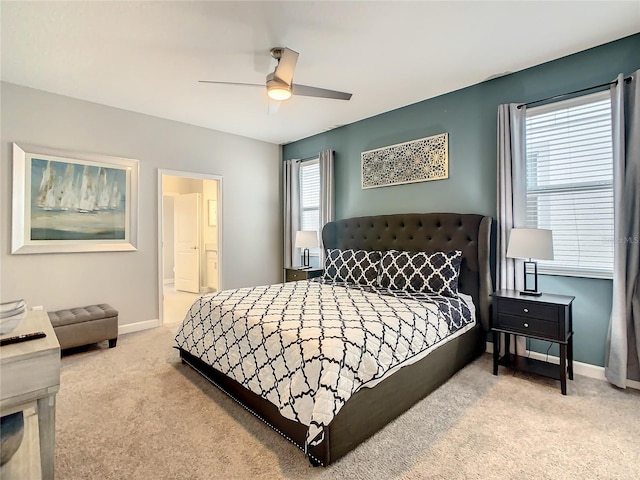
158;169;222;326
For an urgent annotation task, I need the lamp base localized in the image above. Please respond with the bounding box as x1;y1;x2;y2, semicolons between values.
519;290;543;297
522;260;541;296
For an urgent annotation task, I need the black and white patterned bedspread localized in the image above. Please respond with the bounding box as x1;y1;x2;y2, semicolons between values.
174;279;474;448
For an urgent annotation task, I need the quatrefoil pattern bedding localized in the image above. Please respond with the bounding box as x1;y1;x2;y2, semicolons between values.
174;278;474;449
323;248;382;286
378;250;463;297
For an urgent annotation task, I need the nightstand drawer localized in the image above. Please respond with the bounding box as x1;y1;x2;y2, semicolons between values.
286;270;306;281
285;268;323;282
496;313;559;339
499;299;559;322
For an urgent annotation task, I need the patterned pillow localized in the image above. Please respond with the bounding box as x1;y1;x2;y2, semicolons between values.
323;249;382;286
378;250;463;297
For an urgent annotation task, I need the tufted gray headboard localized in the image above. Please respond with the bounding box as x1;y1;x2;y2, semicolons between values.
321;213;493;330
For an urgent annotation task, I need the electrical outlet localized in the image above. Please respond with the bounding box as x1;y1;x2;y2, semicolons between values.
31;305;43;311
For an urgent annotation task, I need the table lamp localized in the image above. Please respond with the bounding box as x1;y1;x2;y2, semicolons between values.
295;230;318;268
506;228;554;296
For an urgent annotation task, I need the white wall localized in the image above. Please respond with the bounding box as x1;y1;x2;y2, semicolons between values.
162;195;175;282
163;176;203;196
0;82;282;326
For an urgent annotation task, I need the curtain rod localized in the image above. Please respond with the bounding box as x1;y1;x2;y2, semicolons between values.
292;150;334;163
284;156;317;163
517;75;632;109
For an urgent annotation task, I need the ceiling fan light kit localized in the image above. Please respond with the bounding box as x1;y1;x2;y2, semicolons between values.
200;47;352;107
266;73;292;101
267;86;292;101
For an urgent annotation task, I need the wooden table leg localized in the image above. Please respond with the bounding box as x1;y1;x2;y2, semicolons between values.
493;330;499;375
559;344;567;395
504;334;511;365
568;335;574;380
37;394;56;480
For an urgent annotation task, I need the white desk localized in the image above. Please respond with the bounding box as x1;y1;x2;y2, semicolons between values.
1;310;60;480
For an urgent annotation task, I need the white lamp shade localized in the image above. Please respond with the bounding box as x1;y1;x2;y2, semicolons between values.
295;230;319;249
506;228;554;260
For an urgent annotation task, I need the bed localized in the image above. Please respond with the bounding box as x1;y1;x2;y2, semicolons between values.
175;213;493;466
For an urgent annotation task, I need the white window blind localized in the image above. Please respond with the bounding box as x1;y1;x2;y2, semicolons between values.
525;90;614;278
299;159;320;254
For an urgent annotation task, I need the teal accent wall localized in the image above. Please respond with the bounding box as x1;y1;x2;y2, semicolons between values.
530;275;613;365
283;33;640;367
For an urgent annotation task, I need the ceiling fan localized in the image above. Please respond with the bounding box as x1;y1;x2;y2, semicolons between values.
199;47;352;109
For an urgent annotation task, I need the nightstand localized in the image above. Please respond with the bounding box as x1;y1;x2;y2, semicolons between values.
491;289;575;395
284;267;323;282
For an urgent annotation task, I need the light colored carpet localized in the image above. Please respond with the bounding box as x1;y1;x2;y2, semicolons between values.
56;326;640;480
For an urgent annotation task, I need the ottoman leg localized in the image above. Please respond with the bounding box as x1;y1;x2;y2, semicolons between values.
108;338;117;348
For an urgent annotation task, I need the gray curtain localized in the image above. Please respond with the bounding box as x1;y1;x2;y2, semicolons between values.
497;104;527;291
605;70;640;388
283;159;300;270
318;150;335;265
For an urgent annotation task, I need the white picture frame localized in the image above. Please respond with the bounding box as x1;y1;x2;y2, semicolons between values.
11;143;139;254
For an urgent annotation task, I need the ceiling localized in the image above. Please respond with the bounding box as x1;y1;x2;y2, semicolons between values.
2;1;639;145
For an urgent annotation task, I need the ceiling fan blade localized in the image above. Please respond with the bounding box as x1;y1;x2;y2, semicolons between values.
198;81;263;88
267;100;281;115
274;48;299;85
293;84;352;101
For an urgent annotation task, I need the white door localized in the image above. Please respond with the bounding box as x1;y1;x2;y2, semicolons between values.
174;193;200;293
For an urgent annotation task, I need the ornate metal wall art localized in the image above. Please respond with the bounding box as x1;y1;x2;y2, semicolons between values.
361;133;448;189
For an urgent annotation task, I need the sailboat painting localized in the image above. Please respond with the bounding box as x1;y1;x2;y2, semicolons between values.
12;143;138;254
29;158;127;240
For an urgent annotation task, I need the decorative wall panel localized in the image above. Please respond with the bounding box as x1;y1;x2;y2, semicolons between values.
361;133;448;189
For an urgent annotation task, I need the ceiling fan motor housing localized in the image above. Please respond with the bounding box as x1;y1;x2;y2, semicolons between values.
270;47;285;60
266;72;292;100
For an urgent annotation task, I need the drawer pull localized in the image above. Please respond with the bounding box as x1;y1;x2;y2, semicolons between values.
523;308;529;313
524;323;529;328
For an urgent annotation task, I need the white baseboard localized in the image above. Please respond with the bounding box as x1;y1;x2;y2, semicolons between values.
119;318;160;335
485;341;640;391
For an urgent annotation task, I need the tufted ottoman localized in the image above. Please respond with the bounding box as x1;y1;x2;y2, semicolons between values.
48;304;118;350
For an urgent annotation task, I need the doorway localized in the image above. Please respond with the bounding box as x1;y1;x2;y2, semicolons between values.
158;170;222;326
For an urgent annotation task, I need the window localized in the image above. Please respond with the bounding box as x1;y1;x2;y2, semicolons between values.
525;90;614;278
299;159;320;255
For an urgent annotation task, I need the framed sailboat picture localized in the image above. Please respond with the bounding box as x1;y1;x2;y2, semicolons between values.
11;143;139;254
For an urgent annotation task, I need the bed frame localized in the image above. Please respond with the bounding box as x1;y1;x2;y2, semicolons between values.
179;212;493;466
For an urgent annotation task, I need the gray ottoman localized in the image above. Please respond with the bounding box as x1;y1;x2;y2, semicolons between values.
48;304;118;350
